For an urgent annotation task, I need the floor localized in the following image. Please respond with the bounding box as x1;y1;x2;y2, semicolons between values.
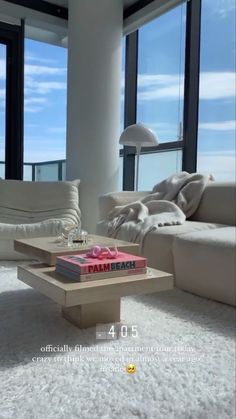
0;261;235;419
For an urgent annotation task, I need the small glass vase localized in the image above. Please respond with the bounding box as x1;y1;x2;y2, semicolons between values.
67;225;88;247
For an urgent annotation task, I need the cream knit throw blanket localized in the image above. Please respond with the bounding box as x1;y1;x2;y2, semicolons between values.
105;172;211;247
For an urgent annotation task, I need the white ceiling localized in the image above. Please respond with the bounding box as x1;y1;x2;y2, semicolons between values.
0;0;142;48
47;0;139;11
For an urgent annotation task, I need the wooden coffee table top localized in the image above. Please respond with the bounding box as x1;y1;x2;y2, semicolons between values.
14;234;139;266
18;263;173;307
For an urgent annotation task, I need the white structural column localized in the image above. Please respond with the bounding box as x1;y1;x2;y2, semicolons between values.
66;0;123;233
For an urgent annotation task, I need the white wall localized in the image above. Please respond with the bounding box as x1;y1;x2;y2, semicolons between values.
66;0;123;233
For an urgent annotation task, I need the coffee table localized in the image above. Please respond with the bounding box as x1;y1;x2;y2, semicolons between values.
15;235;173;328
17;263;173;328
14;234;139;266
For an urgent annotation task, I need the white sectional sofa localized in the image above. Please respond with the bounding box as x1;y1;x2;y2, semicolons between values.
0;179;80;259
97;182;236;306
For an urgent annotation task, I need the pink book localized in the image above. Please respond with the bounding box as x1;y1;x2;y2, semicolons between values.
56;251;147;275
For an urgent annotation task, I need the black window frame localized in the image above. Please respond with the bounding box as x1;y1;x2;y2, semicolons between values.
0;20;24;180
122;0;202;190
0;0;202;184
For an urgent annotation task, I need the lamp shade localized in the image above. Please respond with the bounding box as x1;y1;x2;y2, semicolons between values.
119;123;158;148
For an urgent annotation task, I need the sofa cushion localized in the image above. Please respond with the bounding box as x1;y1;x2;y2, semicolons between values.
0;219;63;239
0;219;65;260
0;179;80;225
191;182;236;226
97;220;225;274
173;227;236;306
141;222;226;274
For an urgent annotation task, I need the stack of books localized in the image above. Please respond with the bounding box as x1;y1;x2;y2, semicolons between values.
55;251;147;282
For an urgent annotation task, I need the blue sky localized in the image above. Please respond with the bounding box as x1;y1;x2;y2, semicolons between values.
23;42;67;163
0;0;235;184
0;40;67;165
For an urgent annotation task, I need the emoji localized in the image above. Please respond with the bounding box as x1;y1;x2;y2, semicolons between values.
126;363;136;374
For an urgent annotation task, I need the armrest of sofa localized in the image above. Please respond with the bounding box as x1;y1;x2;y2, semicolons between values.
99;191;150;220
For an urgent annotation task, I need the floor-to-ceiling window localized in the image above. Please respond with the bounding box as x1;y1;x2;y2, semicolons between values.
137;5;186;142
197;0;236;181
119;37;126;190
24;39;67;181
1;1;235;185
0;43;6;178
136;3;186;189
0;21;24;180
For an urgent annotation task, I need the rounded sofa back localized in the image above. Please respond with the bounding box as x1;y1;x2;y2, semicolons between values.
0;179;81;225
191;182;236;226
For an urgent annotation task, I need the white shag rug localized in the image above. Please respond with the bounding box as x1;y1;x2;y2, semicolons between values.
0;261;235;419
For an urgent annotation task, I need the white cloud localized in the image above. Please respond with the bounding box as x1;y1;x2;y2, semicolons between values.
197;150;236;181
24;96;49;113
0;88;5;100
148;122;176;130
24;139;65;162
25;76;66;95
138;74;184;100
138;74;181;88
24;97;48;106
25;53;57;66
0;138;4;162
199;120;236;131
24;106;45;114
0;58;66;80
211;0;236;17
23;77;66;112
0;59;6;80
25;63;66;76
35;81;66;93
199;72;235;99
0;89;5;109
140;121;179;139
1;57;66;113
137;71;235;101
